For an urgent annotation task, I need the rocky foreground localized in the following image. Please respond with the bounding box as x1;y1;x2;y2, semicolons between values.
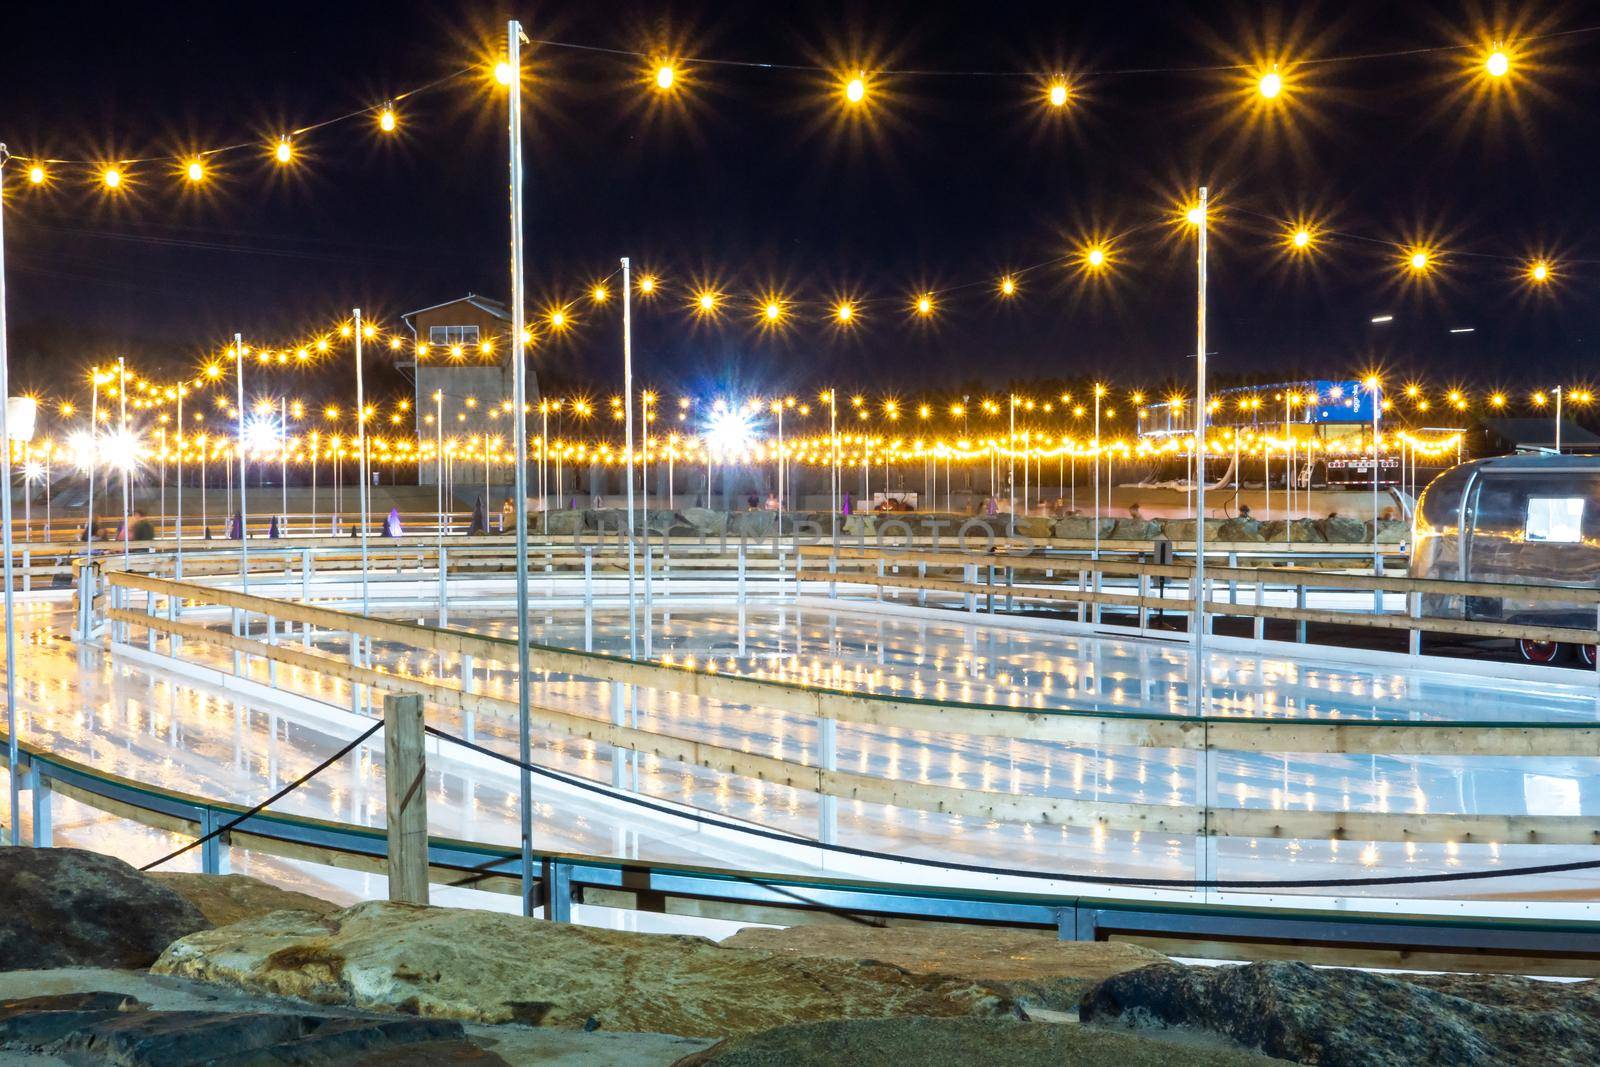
0;848;1595;1065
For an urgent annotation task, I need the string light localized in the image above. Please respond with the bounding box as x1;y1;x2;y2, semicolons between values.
100;166;122;189
999;275;1017;296
844;72;866;105
914;294;935;316
655;64;676;91
378;106;397;132
591;284;609;302
27;165;46;185
1083;245;1108;270
1527;259;1552;284
1258;67;1283;100
1047;82;1069;108
638;275;657;295
693;289;719;315
833;300;856;323
185;159;205;183
274;137;293;164
1406;249;1431;273
1486;48;1510;79
494;61;513;86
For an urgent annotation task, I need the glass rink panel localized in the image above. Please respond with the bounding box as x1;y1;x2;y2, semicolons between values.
18;590;1600;915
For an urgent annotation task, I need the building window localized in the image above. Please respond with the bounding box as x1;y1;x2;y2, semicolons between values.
428;325;481;347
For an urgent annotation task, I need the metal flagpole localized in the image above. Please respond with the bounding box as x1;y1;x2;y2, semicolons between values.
1193;186;1209;680
234;335;250;592
0;149;22;844
506;19;538;919
622;257;638;663
354;310;370;616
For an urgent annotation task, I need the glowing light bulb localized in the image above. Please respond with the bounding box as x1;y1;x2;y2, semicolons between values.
1048;82;1069;108
378;107;396;132
1486;50;1509;78
999;275;1017;296
834;301;855;322
1085;246;1107;268
915;294;934;315
1409;251;1429;272
494;62;513;86
696;291;717;313
101;167;122;189
1258;68;1282;99
1186;205;1204;226
1292;227;1311;248
764;301;782;321
591;284;608;302
185;160;205;182
638;275;656;294
275;138;292;164
844;73;866;104
655;65;675;90
27;165;45;185
1529;260;1551;283
549;310;567;328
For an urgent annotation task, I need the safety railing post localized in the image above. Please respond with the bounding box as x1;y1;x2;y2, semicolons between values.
27;769;51;848
1137;573;1149;631
917;561;927;606
540;856;572;922
437;546;449;629
583;549;594;652
383;692;429;906
818;716;838;844
1254;579;1266;641
1295;584;1308;643
1373;554;1386;613
876;558;884;603
965;563;978;613
828;554;838;599
199;808;228;875
1227;552;1238;605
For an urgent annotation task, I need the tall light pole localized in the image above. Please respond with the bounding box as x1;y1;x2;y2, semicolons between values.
621;256;638;666
0;148;22;844
505;19;538;919
1092;384;1103;559
1555;385;1564;454
1193;186;1210;678
233;333;250;592
353;311;369;615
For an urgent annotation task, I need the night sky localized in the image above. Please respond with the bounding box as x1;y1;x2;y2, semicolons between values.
3;1;1597;402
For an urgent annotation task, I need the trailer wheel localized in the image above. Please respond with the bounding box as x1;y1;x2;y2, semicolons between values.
1517;639;1565;665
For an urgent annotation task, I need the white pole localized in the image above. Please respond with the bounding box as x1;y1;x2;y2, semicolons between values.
1193;186;1209;675
354;310;369;615
234;335;249;592
506;19;538;918
1007;395;1016;537
280;396;288;533
1556;386;1563;454
1093;389;1101;559
622;256;638;663
1371;380;1381;570
0;149;22;844
175;387;183;569
117;357;129;570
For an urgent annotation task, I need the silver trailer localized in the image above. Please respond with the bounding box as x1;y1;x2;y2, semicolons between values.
1412;454;1600;664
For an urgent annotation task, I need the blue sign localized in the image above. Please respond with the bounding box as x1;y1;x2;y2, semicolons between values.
1306;379;1379;423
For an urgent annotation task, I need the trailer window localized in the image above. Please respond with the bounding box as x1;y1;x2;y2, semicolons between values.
1525;497;1585;543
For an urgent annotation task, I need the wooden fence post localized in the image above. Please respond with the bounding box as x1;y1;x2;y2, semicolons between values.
383;692;429;905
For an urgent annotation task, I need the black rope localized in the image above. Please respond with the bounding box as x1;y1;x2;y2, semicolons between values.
427;725;1600;892
140;720;384;871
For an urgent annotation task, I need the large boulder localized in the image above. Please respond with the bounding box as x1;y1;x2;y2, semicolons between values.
0;847;210;969
1080;960;1600;1067
542;509;585;536
1012;516;1056;540
1109;519;1162;540
842;514;876;537
152;873;340;928
1371;518;1409;544
1317;515;1368;543
1257;519;1324;543
719;925;1167;1011
644;508;685;535
674;1016;1292;1067
1216;517;1265;542
680;508;727;536
1160;519;1227;543
729;510;777;539
1054;516;1114;541
154;901;1018;1038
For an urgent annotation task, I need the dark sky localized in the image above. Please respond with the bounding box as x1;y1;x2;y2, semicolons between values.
3;0;1597;401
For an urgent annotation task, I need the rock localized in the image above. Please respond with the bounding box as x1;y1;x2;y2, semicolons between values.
153;873;340;928
842;514;877;537
644;509;684;534
1110;519;1162;540
46;1010;480;1067
0;991;145;1047
1215;518;1264;542
674;1016;1293;1067
1012;516;1056;540
1079;960;1600;1067
729;510;777;538
1054;516;1114;541
680;507;727;535
542;510;585;536
154;901;1019;1038
1160;519;1227;542
719;926;1167;1011
585;508;628;534
1318;515;1368;542
1371;518;1409;544
1256;519;1324;543
0;847;210;969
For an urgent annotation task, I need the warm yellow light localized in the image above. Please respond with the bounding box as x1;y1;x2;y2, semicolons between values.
1486;49;1509;78
1048;82;1069;108
316;337;331;352
1292;228;1311;248
549;310;567;328
915;294;934;316
274;138;292;164
591;284;608;303
184;159;205;182
763;301;783;321
27;165;45;185
695;290;718;313
639;275;657;295
1085;246;1107;269
999;275;1017;296
1185;205;1204;226
494;62;513;86
834;301;855;323
655;65;675;91
1408;250;1429;272
1490;393;1506;408
1529;260;1551;283
844;73;866;105
1258;68;1283;99
378;107;396;132
338;323;353;338
101;167;122;189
